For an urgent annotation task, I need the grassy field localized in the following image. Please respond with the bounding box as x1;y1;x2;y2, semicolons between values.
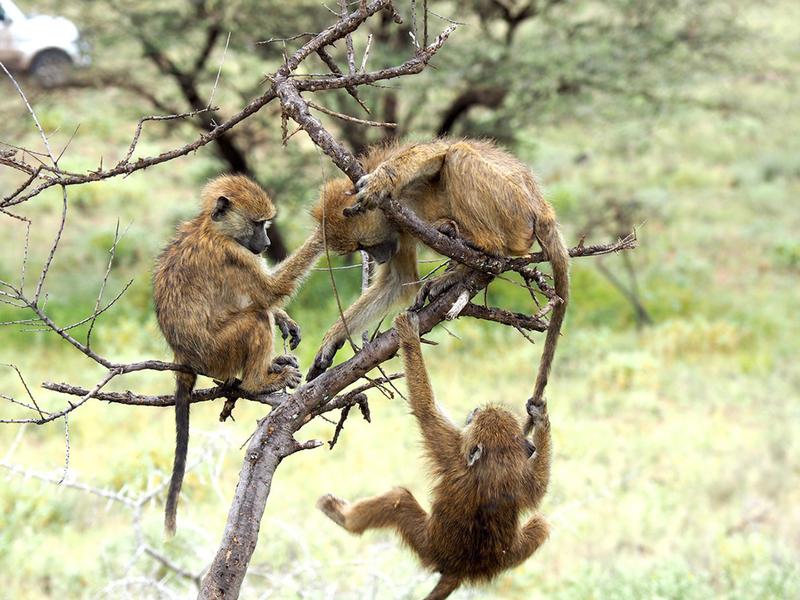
2;3;799;599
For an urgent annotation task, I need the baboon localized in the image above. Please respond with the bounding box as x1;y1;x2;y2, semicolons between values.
307;139;569;420
317;312;552;600
153;174;324;536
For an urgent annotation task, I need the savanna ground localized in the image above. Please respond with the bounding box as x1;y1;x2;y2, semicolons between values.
1;2;799;599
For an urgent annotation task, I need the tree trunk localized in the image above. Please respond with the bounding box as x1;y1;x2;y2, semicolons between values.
436;86;507;136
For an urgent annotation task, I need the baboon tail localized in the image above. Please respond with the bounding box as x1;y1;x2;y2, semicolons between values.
525;218;570;435
424;574;462;600
164;370;196;536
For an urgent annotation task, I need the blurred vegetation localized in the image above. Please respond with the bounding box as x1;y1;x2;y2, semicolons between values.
1;0;799;598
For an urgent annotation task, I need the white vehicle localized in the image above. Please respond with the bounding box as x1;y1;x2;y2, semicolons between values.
0;0;88;86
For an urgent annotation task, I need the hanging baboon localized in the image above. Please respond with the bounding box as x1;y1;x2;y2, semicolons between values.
318;311;552;600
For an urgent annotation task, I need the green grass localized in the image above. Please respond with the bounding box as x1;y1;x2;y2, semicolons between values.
2;2;800;598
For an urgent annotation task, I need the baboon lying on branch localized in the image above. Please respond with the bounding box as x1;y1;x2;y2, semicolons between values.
318;311;552;600
308;139;569;428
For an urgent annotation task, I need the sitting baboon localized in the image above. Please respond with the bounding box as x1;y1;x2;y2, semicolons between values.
317;311;552;599
153;174;324;535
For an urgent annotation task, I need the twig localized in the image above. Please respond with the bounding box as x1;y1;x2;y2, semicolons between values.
1;63;69;305
41;381;286;410
340;0;357;75
207;31;231;110
122;107;216;165
57;414;70;484
459;303;548;331
307;100;397;128
86;221;125;348
258;32;317;44
360;33;373;72
316;47;370;113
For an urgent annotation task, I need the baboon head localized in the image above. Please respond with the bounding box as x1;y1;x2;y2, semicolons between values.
312;178;399;264
463;404;534;467
203;175;276;255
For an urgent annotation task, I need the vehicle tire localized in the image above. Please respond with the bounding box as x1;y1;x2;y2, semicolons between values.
30;49;73;88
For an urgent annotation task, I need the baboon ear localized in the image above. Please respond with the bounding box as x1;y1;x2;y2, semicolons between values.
467;443;484;467
523;438;536;458
212;196;230;221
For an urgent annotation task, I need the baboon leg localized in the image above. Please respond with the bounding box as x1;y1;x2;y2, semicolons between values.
505;514;550;569
357;141;449;202
212;309;298;393
424;574;462;600
441;141;537;256
344;487;430;558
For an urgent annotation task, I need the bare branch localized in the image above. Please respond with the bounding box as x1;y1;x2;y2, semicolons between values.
122;108;216;165
307;100;397;128
459;303;548;331
316;47;370;113
41;381;286;409
86;221;124;348
1;363;45;420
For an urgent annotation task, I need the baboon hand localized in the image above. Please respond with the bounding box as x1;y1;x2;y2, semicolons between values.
316;493;349;528
275;312;302;350
307;338;346;381
411;271;461;311
525;397;548;427
355;166;394;210
393;311;420;342
435;219;461;239
269;354;301;388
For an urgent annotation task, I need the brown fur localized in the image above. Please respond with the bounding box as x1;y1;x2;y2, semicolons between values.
308;139;569;409
153;175;324;535
317;312;552;599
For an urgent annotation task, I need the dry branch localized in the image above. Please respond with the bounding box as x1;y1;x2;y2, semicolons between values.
41;382;286;409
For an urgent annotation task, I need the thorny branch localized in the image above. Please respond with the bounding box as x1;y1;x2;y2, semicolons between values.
0;1;638;598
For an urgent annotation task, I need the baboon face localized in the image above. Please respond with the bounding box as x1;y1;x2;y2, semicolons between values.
212;197;272;254
313;179;400;263
463;405;532;466
203;175;277;255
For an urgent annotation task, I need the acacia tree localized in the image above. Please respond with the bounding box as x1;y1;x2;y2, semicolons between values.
1;2;635;597
309;0;743;151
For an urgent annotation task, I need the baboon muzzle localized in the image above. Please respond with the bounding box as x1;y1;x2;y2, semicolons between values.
362;238;399;264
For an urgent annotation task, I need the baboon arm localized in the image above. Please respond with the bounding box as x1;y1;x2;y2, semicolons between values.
523;414;552;509
254;229;325;306
308;238;419;380
324;237;419;347
397;316;463;470
272;307;291;322
360;141;449;198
